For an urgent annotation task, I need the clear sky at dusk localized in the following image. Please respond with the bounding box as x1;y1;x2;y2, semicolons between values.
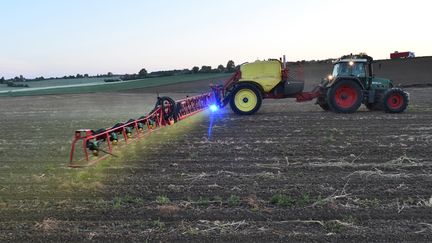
1;0;431;78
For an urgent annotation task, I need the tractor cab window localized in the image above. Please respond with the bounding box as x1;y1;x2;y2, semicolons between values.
332;63;350;77
332;62;366;78
352;63;366;77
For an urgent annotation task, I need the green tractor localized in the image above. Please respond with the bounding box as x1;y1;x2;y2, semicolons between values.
214;54;409;115
317;54;409;113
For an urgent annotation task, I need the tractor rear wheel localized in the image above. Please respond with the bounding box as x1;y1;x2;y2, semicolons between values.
327;80;363;113
230;83;262;115
383;88;409;113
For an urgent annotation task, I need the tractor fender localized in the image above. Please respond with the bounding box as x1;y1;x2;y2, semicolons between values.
328;77;365;90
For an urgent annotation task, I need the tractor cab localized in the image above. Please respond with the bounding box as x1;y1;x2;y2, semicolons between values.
328;55;374;90
327;54;394;91
331;60;368;78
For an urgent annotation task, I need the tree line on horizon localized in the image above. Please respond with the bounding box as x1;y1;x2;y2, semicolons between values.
120;60;236;81
0;60;237;84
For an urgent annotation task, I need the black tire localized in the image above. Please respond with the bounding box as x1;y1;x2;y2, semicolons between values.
383;88;409;113
229;83;262;115
327;79;363;113
153;96;176;120
173;102;182;123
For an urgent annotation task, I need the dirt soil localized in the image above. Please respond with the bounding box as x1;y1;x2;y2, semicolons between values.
1;81;432;242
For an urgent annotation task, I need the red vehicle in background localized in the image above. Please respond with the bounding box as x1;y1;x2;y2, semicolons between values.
390;51;415;59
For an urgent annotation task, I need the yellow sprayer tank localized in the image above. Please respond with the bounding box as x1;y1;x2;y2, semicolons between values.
239;60;282;92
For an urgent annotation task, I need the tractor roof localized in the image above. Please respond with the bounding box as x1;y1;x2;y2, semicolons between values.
336;54;373;63
338;59;368;63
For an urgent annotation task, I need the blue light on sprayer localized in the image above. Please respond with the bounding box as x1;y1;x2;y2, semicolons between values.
207;104;220;139
209;104;219;112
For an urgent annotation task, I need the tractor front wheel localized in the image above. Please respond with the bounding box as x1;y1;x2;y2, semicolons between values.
230;83;262;115
327;80;363;113
383;88;409;113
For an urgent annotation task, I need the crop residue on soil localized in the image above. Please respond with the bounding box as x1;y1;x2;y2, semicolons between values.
0;88;432;242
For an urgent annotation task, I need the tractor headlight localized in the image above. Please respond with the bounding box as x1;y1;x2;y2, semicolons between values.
328;75;334;81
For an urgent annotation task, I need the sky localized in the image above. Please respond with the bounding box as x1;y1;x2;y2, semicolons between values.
0;0;431;78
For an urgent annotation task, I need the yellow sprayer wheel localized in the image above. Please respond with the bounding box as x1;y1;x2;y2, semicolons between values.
230;83;262;115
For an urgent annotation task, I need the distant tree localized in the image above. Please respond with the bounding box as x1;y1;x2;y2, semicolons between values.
138;68;147;78
217;64;225;73
34;76;45;81
226;60;235;72
122;74;130;80
192;66;199;74
84;74;89;78
76;74;84;78
0;77;4;84
107;72;113;77
13;75;25;82
120;73;140;81
200;66;212;73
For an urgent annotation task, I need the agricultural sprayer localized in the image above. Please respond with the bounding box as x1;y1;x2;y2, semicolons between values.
69;93;214;167
212;54;409;115
69;54;409;167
